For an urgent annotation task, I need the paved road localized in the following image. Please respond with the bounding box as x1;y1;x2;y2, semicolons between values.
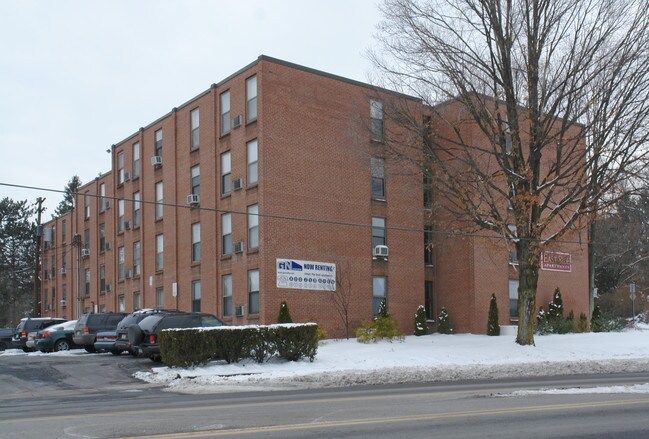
1;351;649;438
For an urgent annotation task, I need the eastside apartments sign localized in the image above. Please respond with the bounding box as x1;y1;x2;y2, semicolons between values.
541;252;571;272
276;259;336;291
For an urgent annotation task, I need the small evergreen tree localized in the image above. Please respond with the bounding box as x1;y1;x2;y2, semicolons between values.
536;306;552;335
437;307;452;334
547;288;564;321
576;312;589;333
414;305;428;336
377;298;390;319
356;299;404;343
487;294;500;336
591;305;603;332
276;301;293;324
54;175;82;217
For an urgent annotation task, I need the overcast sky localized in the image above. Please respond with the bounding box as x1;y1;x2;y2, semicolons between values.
0;1;383;217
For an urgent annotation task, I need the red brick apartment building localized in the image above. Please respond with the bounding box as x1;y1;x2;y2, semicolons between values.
39;56;589;336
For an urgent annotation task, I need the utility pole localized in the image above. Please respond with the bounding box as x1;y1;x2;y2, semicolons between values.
32;197;45;317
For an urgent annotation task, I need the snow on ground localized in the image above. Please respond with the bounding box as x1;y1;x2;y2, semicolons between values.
133;327;649;394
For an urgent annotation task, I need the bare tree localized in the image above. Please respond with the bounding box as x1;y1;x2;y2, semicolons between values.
371;0;649;344
332;261;355;339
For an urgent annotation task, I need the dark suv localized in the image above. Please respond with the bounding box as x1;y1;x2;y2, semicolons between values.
128;313;226;361
13;318;67;352
0;327;18;351
73;312;127;352
114;309;183;356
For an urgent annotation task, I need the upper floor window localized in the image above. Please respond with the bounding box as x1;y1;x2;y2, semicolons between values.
133;191;141;228
61;219;66;244
118;199;125;232
222;213;232;255
220;91;230;135
370;99;384;142
154;129;163;157
423;173;432;209
190;108;200;150
118;247;125;280
84;192;90;219
247;139;258;185
191;165;200;196
155;234;164;271
133;241;141;276
101;263;108;291
155;181;163;220
99;183;106;212
221;152;231;194
117;151;125;185
371;157;385;198
132;142;140;178
372;217;386;248
99;223;106;251
191;222;201;263
246;75;257;122
83;228;90;251
248;204;259;249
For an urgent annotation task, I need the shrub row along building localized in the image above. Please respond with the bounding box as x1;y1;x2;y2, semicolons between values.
40;56;589;337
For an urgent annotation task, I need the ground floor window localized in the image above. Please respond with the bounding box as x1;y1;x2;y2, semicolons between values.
118;295;125;312
425;280;434;320
509;280;519;320
192;280;201;312
156;287;164;308
372;276;387;317
248;270;259;314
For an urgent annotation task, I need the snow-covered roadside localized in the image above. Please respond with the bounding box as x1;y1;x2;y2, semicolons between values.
134;328;649;394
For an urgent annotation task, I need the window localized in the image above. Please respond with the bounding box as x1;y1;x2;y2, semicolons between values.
246;75;257;122
155;182;163;220
133;192;141;228
372;217;386;247
84;192;90;219
51;255;55;279
220;91;230;135
190;108;200;149
192;280;201;312
509;280;519;319
222;213;232;255
370;99;384;141
84;228;90;251
62;250;66;272
133;291;141;311
62;284;67;303
154;129;163;157
62;220;66;244
118;295;125;312
156;287;164;308
155;234;164;271
221;152;231;194
423;173;432;208
371;157;385;198
133;142;140;178
247;139;258;185
424;226;433;265
100;304;106;313
99;183;106;212
117;151;125;184
133;241;141;276
118;199;125;232
99;223;106;251
84;269;90;296
425;280;434;320
118;246;125;280
248;269;259;314
191;165;200;196
191;222;201;263
100;264;106;292
51;287;55;304
248;204;259;249
372;276;387;317
222;274;232;317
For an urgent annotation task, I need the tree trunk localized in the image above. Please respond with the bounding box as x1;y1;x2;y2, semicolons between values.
516;248;539;345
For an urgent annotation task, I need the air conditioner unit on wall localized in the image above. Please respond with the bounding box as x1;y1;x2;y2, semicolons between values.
235;305;245;317
151;155;163;166
233;178;243;191
104;200;111;210
232;114;242;128
60;267;66;275
81;248;90;258
187;194;200;206
106;284;111;292
373;245;389;259
125;221;131;230
234;241;245;254
126;270;132;279
124;171;131;182
60;299;66;307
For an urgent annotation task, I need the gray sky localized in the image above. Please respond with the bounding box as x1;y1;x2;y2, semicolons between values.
0;0;383;217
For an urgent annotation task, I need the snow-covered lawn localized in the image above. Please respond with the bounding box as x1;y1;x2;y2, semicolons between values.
135;326;649;394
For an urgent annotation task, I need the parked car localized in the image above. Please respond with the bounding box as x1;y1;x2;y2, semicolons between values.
128;312;226;361
115;309;183;356
0;327;18;351
94;330;122;355
73;312;127;352
13;318;67;352
34;320;80;352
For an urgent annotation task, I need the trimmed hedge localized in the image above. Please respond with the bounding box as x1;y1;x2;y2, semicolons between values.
159;323;319;367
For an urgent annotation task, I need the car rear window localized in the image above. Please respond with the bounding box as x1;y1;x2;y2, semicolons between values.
107;314;126;326
139;315;165;332
118;315;140;329
201;316;225;327
157;315;197;331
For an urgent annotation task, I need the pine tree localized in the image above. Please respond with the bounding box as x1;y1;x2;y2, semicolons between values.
547;288;564;321
487;294;500;336
377;298;390;319
414;305;428;336
276;301;293;324
54;175;82;217
591;305;603;332
437;307;452;334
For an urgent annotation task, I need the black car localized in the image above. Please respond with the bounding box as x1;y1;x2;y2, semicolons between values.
12;318;67;352
73;312;128;352
0;327;18;351
114;309;183;356
128;313;226;361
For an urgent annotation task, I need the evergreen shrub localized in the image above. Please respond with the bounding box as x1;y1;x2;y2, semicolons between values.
437;307;453;334
487;294;500;336
414;305;428;336
356;299;405;343
277;301;293;324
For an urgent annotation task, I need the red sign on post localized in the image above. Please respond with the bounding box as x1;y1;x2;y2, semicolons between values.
541;252;571;272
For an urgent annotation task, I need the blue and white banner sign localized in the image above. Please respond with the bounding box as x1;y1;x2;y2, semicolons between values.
276;259;336;291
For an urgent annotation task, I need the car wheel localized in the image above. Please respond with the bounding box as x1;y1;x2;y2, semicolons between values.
0;342;6;351
127;324;144;346
128;349;139;357
54;339;71;352
84;346;96;353
149;354;162;362
22;347;32;353
110;348;122;356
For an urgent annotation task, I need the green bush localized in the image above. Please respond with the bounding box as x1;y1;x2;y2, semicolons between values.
274;324;319;361
591;305;603;332
414;305;428;336
277;301;293;324
159;329;216;367
487;294;500;336
437;307;453;334
536;306;553;335
576;312;589;333
356;316;404;343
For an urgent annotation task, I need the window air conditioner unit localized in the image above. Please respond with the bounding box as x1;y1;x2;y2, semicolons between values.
124;171;131;182
373;245;389;259
106;284;111;292
104;200;111;210
60;267;66;275
125;220;131;230
81;249;90;258
234;241;245;254
47;304;52;311
60;299;66;307
232;114;242;128
105;242;111;251
233;178;243;191
235;305;245;317
126;270;132;279
187;194;200;206
151;155;163;166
